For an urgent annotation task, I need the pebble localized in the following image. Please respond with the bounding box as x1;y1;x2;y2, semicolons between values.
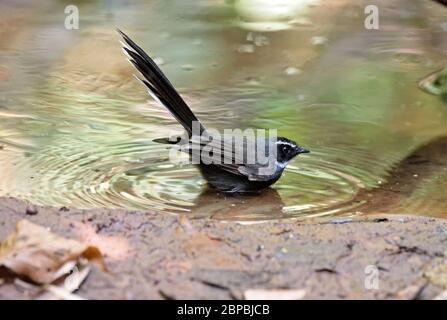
25;206;38;216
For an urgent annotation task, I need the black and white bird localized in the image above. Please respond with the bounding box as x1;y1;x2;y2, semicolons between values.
118;30;309;193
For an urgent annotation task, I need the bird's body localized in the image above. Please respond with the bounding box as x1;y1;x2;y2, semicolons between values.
119;30;309;193
198;163;282;193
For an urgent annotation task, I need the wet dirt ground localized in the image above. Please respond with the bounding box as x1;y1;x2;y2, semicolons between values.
0;196;446;299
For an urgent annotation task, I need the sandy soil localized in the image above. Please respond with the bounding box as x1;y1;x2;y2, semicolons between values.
0;196;446;300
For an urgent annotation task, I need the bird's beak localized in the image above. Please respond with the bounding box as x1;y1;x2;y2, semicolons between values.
298;147;310;154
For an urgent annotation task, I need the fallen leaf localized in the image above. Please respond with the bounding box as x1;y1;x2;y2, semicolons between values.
244;289;306;300
0;219;105;284
25;206;38;216
42;285;85;300
36;261;91;300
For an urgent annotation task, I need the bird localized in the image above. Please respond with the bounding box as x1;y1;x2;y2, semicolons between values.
118;29;309;194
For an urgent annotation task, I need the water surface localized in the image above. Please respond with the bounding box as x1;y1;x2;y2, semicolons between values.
0;0;447;220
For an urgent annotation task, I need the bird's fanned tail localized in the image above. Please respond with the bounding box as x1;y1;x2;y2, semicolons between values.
118;29;205;136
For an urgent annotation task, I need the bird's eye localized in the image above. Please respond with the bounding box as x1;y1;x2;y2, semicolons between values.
282;145;290;153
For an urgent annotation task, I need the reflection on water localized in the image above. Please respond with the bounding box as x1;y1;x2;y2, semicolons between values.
233;0;320;31
0;0;447;220
419;66;447;103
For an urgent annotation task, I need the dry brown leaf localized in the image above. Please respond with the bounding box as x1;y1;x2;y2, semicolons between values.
0;219;106;284
42;285;85;300
244;289;306;300
36;262;91;300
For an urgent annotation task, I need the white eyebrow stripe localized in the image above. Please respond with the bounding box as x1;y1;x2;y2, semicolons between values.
275;141;296;148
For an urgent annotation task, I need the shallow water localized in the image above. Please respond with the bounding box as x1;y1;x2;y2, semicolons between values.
0;0;447;220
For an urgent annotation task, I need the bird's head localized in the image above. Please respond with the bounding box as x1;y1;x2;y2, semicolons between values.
275;137;309;165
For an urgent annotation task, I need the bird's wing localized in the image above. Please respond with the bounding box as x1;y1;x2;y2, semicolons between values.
185;136;277;181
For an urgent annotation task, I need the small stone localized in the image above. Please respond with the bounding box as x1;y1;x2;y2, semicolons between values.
25;206;38;216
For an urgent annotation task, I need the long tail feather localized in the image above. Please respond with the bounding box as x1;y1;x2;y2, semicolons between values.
118;29;205;135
